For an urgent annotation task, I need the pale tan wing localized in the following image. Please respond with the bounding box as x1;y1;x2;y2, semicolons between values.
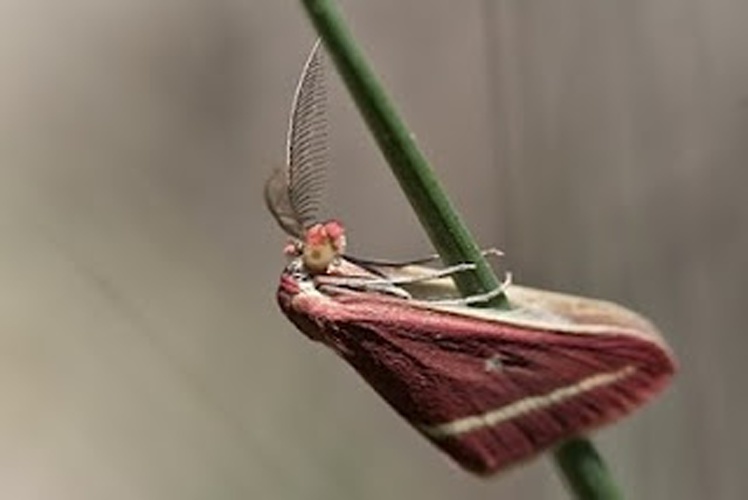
505;285;659;334
361;263;663;340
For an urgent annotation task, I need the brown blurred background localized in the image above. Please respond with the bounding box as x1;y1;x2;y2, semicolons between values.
0;0;745;498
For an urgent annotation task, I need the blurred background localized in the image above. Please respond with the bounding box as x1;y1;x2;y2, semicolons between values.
1;0;745;498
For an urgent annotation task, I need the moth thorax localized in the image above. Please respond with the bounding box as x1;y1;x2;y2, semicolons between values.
302;220;346;274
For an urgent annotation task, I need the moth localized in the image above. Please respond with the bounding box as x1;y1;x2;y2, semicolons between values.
265;40;676;475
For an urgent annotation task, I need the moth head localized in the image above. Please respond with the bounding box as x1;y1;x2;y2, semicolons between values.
301;220;346;274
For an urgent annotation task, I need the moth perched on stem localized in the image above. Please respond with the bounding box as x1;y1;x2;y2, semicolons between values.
266;40;676;475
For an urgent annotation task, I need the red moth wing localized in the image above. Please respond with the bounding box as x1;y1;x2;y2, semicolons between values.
277;272;676;475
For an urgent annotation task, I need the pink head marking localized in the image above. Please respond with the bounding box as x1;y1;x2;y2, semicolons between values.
301;220;347;274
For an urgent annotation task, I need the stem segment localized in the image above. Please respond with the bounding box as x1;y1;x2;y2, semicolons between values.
555;438;624;500
299;0;623;498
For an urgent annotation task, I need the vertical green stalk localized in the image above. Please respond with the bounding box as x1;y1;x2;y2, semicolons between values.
299;0;623;498
555;438;623;500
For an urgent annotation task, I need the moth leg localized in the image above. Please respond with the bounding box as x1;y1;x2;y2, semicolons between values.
481;247;503;259
317;261;510;302
317;262;480;296
361;262;479;286
427;272;513;306
345;248;502;269
317;281;412;299
343;253;440;269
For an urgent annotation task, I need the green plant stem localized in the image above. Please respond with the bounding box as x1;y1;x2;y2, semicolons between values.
555;438;623;500
299;0;623;498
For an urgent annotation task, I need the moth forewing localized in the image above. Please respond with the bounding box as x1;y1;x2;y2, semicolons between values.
277;263;676;475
